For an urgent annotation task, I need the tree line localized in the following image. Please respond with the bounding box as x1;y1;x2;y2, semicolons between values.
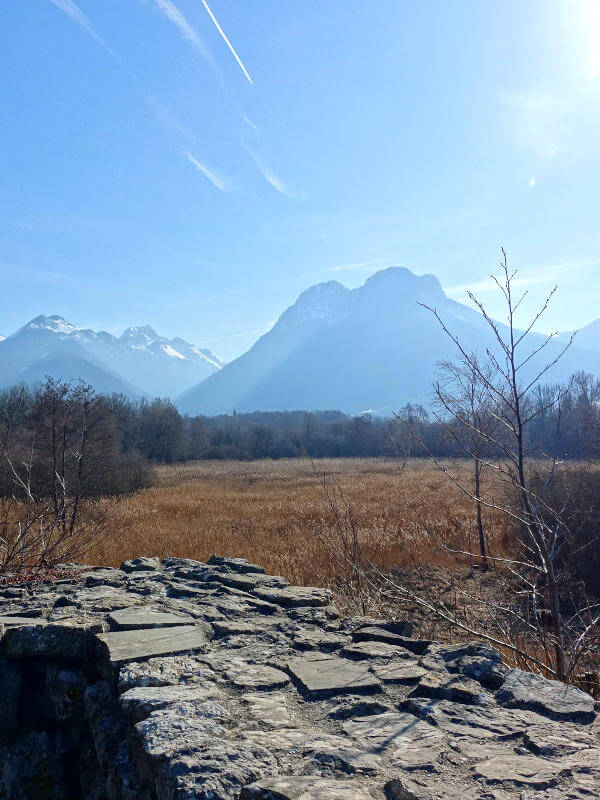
1;371;598;489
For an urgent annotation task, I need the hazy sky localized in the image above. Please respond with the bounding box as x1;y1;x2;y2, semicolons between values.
1;1;599;360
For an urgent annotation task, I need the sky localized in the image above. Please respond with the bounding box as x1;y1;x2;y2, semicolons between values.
1;0;599;361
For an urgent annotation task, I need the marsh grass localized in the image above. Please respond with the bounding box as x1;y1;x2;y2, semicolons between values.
87;457;512;586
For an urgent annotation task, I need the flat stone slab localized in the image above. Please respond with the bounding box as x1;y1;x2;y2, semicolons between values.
408;670;487;704
341;640;413;660
0;616;45;628
241;776;375;799
208;555;266;574
371;661;427;684
241;692;294;728
225;664;290;690
473;754;560;787
496;669;596;722
287;655;381;698
108;608;193;630
253;586;333;608
96;625;208;671
211;572;289;592
352;626;431;654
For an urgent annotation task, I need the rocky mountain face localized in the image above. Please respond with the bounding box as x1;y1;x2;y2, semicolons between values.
0;315;223;398
1;555;598;799
179;267;600;416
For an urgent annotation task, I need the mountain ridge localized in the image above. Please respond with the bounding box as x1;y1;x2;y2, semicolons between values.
178;267;600;416
0;315;223;398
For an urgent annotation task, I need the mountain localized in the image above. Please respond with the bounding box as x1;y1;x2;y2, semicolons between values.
178;267;600;416
558;319;600;355
0;315;223;398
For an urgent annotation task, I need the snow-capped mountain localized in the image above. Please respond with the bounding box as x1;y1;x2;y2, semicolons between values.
178;267;600;415
0;315;223;398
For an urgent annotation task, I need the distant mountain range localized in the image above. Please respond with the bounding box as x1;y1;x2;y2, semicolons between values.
0;315;223;398
178;267;600;416
2;268;599;414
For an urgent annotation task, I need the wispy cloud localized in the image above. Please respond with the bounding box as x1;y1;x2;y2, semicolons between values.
200;0;253;84
150;0;216;70
48;0;121;62
184;151;232;192
246;147;298;198
445;259;600;297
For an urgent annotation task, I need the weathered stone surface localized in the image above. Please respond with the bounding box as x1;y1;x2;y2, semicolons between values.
241;691;294;728
2;555;598;800
352;626;431;654
408;669;488;704
0;615;46;628
292;628;347;652
120;683;220;722
0;659;21;740
225;664;290;690
496;669;596;722
212;619;264;638
84;568;127;587
96;624;208;672
46;666;87;723
372;660;427;684
108;608;194;630
287;655;382;698
121;556;161;573
241;776;375;799
253;586;333;608
1;621;96;660
208;554;266;574
342;640;414;660
473;754;560;787
212;571;289;592
118;655;216;693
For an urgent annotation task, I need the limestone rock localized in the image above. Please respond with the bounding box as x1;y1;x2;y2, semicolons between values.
120;557;161;573
96;624;208;673
120;683;220;722
0;659;21;741
287;655;382;698
108;608;194;631
253;586;333;608
225;664;290;690
352;626;431;654
208;555;266;574
241;775;375;799
496;669;596;722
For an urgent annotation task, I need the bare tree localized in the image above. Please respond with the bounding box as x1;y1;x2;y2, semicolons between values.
0;379;116;573
315;251;599;684
432;356;497;570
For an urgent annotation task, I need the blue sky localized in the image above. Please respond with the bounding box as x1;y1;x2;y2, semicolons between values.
1;0;599;360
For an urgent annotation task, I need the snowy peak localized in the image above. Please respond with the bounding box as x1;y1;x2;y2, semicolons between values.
1;315;223;398
22;314;79;336
119;325;161;348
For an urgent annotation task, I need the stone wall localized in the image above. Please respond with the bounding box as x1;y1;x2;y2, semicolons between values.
1;555;599;800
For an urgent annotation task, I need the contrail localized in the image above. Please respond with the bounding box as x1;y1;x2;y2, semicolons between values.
184;151;232;192
200;0;253;85
151;0;215;69
48;0;122;63
246;147;294;197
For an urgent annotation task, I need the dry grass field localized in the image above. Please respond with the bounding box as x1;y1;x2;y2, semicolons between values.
89;457;512;592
